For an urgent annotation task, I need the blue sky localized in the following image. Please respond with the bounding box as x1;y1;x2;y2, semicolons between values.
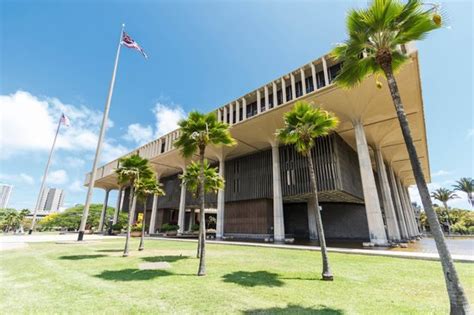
1;0;472;210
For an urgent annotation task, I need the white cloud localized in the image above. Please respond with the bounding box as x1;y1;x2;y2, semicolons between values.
68;179;85;193
123;123;154;145
64;157;85;168
0;172;34;185
431;170;452;177
45;169;68;185
467;128;474;138
0;90;118;159
100;141;129;163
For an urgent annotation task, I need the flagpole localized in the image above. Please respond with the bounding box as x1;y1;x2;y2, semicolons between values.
29;116;62;234
77;24;125;241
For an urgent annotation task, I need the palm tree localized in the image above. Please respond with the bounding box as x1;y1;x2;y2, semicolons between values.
276;101;339;281
135;175;165;251
453;177;473;209
431;188;458;236
115;154;154;257
180;160;225;257
174;111;235;276
4;211;20;233
331;1;470;311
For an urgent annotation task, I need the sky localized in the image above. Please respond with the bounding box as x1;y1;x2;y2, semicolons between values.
0;0;472;211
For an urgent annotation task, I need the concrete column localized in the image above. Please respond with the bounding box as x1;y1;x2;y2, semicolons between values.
188;208;195;231
223;105;228;124
310;63;317;90
388;166;409;240
148;175;160;234
177;173;187;234
300;68;306;96
353;119;388;245
113;187;122;224
272;82;278;106
271;142;285;242
216;157;225;239
242;98;247;120
290;73;296;100
403;186;419;235
264;85;269;111
374;146;401;241
307;198;318;240
396;177;414;237
217;109;221;122
235;101;240;122
257;90;261;115
98;189;110;232
281;78;287;103
322;57;329;85
229;103;234;125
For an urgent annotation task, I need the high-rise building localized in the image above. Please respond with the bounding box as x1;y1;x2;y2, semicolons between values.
38;188;65;212
0;184;13;209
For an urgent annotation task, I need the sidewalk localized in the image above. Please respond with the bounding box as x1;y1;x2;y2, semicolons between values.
148;236;474;263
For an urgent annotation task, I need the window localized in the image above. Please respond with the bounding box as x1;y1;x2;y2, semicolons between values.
246;102;257;118
260;97;266;112
268;94;274;108
285;86;292;102
295;81;303;98
239;107;243;119
277;90;283;105
226;112;230;123
316;71;326;89
329;63;342;83
232;109;236;123
161;141;166;153
305;76;314;93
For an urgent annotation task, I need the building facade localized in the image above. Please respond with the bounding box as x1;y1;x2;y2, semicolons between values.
0;184;13;209
38;188;65;212
85;43;428;245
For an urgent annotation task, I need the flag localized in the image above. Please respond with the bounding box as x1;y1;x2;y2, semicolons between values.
60;113;70;126
121;32;148;59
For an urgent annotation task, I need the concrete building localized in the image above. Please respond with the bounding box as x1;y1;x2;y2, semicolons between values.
38;188;65;212
0;184;13;209
84;43;426;244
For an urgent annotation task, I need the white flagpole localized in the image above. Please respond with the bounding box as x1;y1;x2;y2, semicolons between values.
77;24;125;241
29;116;62;234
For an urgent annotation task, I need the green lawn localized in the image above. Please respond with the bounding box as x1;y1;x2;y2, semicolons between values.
1;238;473;314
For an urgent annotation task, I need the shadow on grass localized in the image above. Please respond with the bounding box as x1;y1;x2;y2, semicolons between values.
96;249;123;253
59;254;108;260
142;255;189;263
243;304;344;314
222;271;284;287
95;269;173;281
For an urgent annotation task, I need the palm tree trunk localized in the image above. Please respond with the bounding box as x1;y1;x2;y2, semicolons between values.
382;65;470;314
138;199;147;251
123;186;136;257
443;201;451;236
197;146;207;276
196;215;201;258
307;152;333;281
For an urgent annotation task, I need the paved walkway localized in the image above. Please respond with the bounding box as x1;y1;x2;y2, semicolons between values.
149;236;474;263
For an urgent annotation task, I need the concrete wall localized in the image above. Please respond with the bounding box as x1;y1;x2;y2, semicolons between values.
320;202;370;241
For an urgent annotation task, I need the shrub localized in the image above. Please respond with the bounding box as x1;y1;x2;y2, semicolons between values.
468;226;474;235
191;223;200;231
451;223;468;235
161;223;179;232
131;223;143;232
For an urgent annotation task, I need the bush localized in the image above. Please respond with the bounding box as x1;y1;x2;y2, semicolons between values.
468;226;474;235
451;223;468;235
131;223;143;232
191;223;200;231
161;223;179;232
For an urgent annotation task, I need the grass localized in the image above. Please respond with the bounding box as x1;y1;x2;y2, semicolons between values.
1;237;473;314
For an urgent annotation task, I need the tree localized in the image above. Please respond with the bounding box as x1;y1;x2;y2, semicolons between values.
134;175;165;251
431;188;458;235
115;154;154;257
276;101;339;281
453;177;473;209
330;1;470;312
174;111;235;276
180;160;225;257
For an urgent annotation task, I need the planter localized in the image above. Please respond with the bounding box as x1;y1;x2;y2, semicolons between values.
112;230;121;235
165;231;177;237
131;231;142;237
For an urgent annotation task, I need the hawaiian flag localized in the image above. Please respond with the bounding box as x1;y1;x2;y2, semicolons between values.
121;32;148;59
60;113;70;126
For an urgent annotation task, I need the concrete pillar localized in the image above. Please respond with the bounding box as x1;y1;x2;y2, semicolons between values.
403;185;419;235
148;175;160;234
216;157;225;239
281;78;287;103
272;82;278;106
290;73;296;100
217;109;222;122
264;85;269;111
322;57;329;85
396;177;414;237
310;63;317;90
242;98;247;120
223;105;228;124
353;119;388;245
307;198;318;240
235;101;240;122
113;187;123;224
388;166;409;240
374;147;401;241
257;90;261;115
229;103;234;125
98;189;110;232
188;209;196;231
300;68;306;96
271;142;285;242
177;173;187;234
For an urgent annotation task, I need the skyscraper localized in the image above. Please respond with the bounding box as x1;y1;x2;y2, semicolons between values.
0;184;13;209
38;188;65;212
